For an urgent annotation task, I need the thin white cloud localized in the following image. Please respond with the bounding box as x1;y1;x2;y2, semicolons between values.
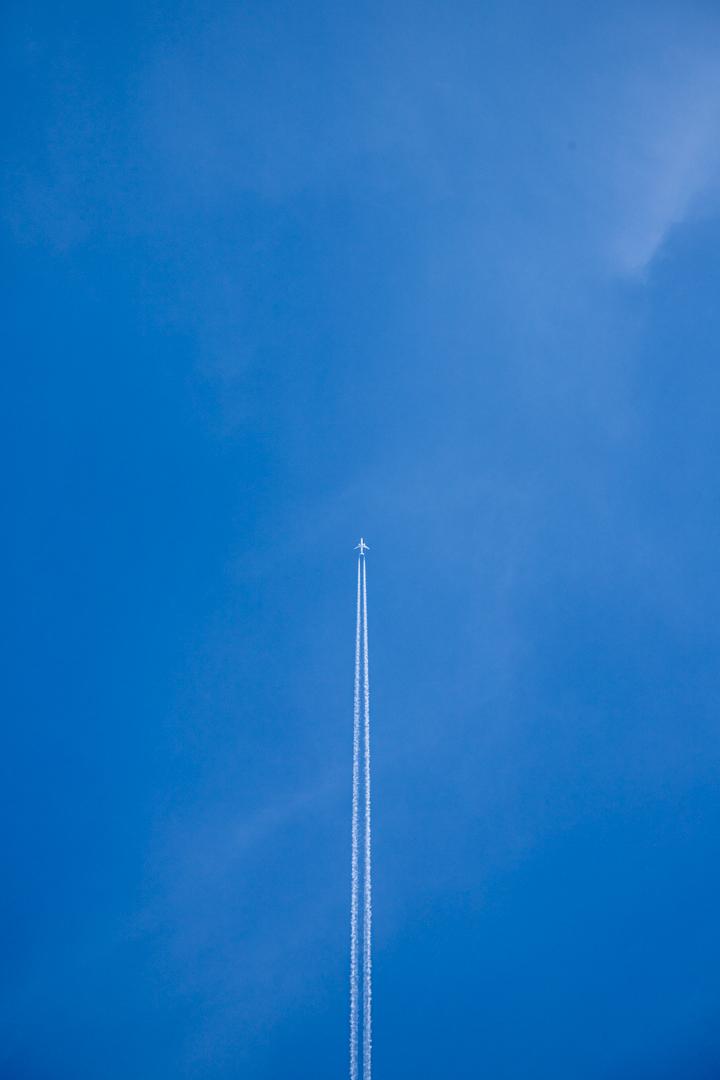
602;50;720;275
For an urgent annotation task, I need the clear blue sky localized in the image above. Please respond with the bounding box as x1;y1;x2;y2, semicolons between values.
5;2;720;1076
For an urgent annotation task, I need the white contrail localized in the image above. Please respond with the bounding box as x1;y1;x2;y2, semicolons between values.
361;558;372;1080
349;559;362;1080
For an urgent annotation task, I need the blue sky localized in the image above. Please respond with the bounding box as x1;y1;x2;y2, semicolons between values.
5;2;720;1076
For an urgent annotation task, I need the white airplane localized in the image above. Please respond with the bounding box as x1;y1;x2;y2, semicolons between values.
355;538;369;555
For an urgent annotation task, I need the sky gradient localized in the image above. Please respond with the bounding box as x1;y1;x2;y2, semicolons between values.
5;2;720;1076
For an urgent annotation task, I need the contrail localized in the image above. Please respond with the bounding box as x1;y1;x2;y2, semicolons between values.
349;558;362;1080
361;557;372;1080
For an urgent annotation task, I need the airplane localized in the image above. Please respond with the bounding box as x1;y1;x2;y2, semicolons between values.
355;538;369;555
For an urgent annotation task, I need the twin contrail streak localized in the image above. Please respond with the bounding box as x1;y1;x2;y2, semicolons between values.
349;560;362;1080
361;558;372;1080
349;548;372;1080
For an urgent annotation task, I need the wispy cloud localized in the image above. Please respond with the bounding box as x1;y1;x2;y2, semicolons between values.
598;45;720;275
